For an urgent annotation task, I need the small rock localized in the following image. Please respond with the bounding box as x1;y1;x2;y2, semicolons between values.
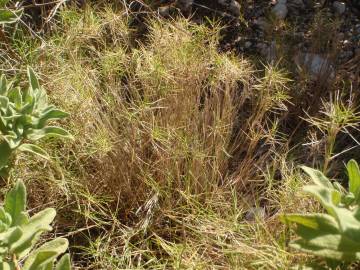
355;24;360;35
254;17;270;31
244;41;252;48
175;0;193;13
218;0;241;17
288;0;305;12
158;6;171;17
272;0;288;20
229;0;241;17
333;1;346;15
245;207;266;222
258;41;277;63
256;43;266;49
337;32;345;41
295;53;335;80
289;0;305;8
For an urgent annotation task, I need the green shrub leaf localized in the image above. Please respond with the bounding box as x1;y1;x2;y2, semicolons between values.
55;254;71;270
0;261;13;270
17;144;50;160
0;207;11;226
10;208;56;257
4;181;26;226
26;126;73;141
0;141;11;170
284;160;360;265
347;159;360;199
37;109;70;128
0;180;72;269
300;166;333;188
23;238;69;270
7;87;22;109
281;213;339;232
0;69;71;174
27;67;41;92
302;185;340;216
0;227;22;246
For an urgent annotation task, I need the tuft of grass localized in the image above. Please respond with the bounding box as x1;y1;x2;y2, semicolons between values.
2;3;358;269
25;7;296;268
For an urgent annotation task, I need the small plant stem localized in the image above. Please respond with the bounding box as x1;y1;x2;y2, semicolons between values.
13;254;21;270
323;128;338;175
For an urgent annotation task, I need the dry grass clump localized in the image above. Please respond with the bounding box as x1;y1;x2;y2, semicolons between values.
0;5;328;269
39;8;259;209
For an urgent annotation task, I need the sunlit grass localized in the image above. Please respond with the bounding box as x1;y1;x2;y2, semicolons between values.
0;3;358;270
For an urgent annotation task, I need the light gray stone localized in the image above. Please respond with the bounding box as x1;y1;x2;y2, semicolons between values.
244;41;252;48
355;24;360;35
272;0;288;20
333;1;346;15
295;53;335;80
158;6;170;17
229;0;241;17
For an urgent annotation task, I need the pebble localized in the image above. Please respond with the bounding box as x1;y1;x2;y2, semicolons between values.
218;0;241;17
229;0;241;17
244;207;266;222
244;41;252;48
333;1;346;15
176;0;193;13
257;42;268;53
258;41;278;63
337;32;345;41
292;0;305;8
355;24;360;35
296;53;335;80
254;17;270;31
158;6;170;17
289;0;305;9
272;0;288;20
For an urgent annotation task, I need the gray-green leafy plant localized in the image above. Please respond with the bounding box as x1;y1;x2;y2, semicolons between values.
0;0;22;25
0;67;72;177
281;160;360;268
0;180;71;269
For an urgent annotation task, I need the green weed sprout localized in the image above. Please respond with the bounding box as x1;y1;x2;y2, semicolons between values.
281;160;360;268
0;67;72;177
0;180;71;269
0;0;22;25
